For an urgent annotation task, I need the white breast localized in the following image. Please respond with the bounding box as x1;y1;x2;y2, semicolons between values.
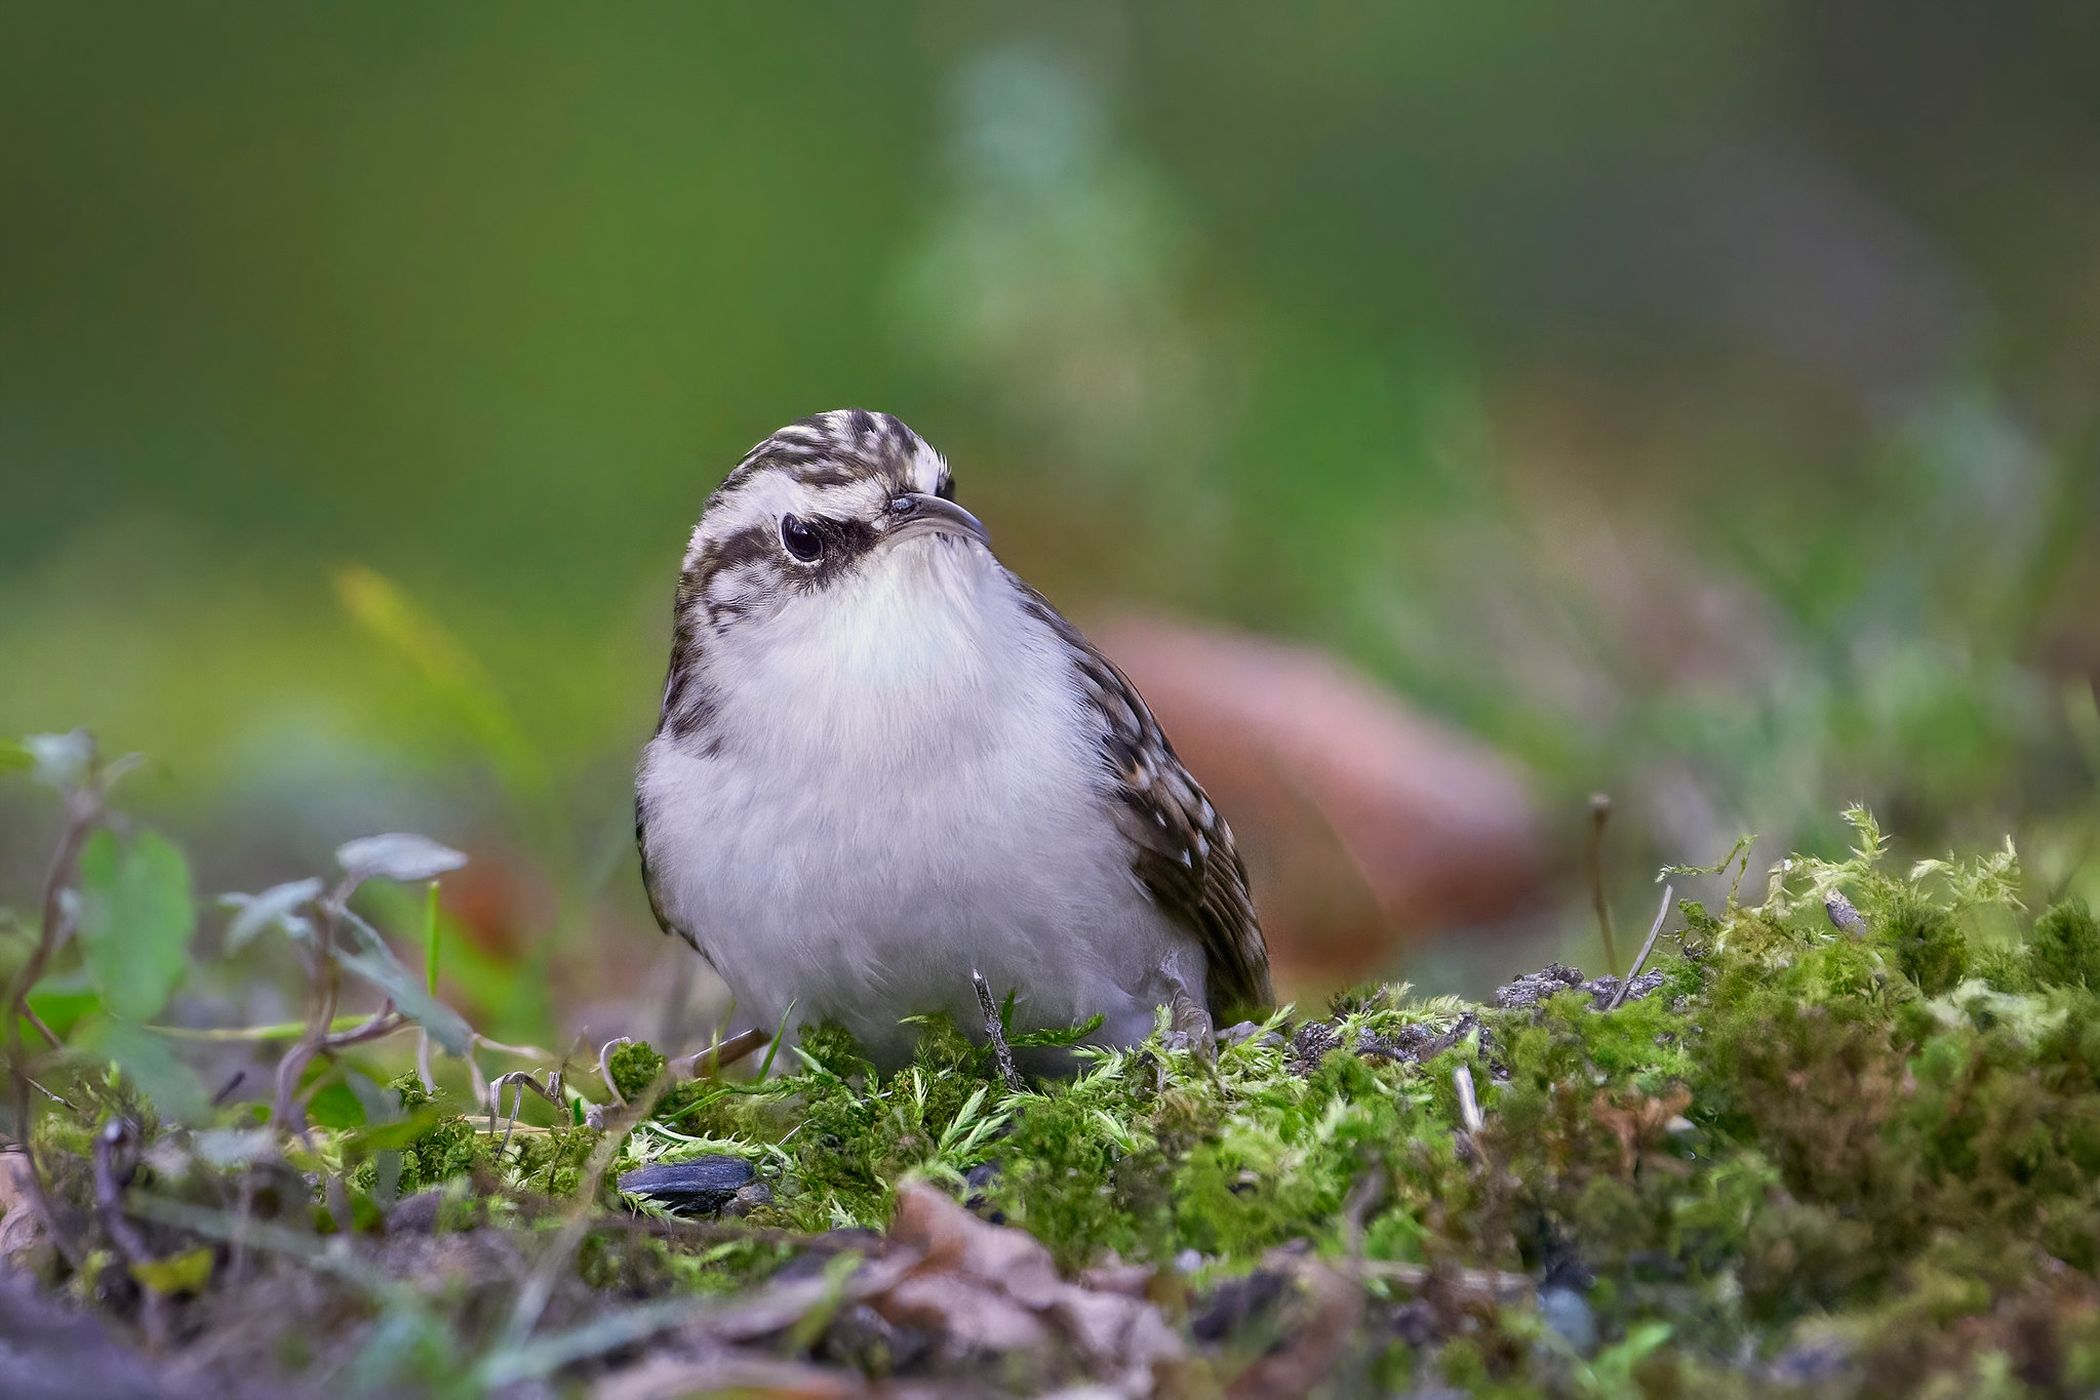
638;539;1188;1064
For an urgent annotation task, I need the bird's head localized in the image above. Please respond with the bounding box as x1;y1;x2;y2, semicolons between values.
678;409;991;623
659;411;998;734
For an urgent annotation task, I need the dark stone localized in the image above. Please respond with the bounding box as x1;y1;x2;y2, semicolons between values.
1495;962;1668;1012
616;1155;756;1216
1493;963;1585;1010
726;1181;774;1216
816;1301;931;1376
1358;1010;1484;1066
1768;1338;1853;1386
961;1159;1006;1223
771;1229;885;1284
1287;1020;1342;1075
385;1187;445;1234
1581;969;1667;1009
1192;1268;1291;1343
1389;1298;1440;1347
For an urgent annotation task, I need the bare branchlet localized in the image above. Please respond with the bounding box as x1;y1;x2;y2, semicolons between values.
2;735;113;1272
971;968;1024;1093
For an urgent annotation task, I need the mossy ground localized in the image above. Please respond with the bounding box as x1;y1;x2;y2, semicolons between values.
12;813;2100;1395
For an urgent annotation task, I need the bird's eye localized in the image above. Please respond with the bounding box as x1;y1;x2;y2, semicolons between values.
779;514;824;563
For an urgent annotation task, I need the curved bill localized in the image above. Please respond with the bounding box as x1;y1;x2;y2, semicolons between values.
883;492;991;548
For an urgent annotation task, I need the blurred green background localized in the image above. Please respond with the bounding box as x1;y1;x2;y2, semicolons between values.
5;3;2097;1040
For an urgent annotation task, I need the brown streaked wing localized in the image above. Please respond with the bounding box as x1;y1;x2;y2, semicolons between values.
1016;584;1274;1018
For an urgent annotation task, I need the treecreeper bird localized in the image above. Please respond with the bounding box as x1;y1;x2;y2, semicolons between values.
637;410;1272;1069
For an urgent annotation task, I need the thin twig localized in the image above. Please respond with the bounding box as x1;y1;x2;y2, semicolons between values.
1356;1256;1533;1301
693;1027;768;1079
318;1005;405;1050
1339;1169;1387;1258
2;761;104;1271
22;1005;62;1051
595;1210;895;1255
501;1073;671;1349
597;1037;634;1104
1607;883;1675;1011
971;968;1024;1093
415;1029;435;1094
1586;794;1621;976
489;1068;567;1160
1453;1064;1485;1135
93;1118;167;1349
271;877;356;1137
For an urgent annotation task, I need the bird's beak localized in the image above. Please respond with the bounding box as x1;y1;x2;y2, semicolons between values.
883;492;992;549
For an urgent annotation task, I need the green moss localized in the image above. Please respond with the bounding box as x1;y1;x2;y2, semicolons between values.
2030;897;2100;990
607;1040;668;1101
512;1125;600;1198
377;1075;482;1194
1881;889;1969;995
1972;942;2039;994
40;805;2097;1395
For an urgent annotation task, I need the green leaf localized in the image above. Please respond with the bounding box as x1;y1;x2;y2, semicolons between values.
0;738;31;775
25;978;103;1041
335;909;473;1055
76;829;196;1022
129;1246;214;1296
76;1016;211;1124
346;1105;454;1154
307;1077;368;1130
1011;1012;1106;1049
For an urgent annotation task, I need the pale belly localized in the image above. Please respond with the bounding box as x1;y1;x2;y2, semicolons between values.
640;728;1189;1067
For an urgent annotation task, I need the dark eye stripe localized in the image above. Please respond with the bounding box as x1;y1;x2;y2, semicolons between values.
698;522;776;576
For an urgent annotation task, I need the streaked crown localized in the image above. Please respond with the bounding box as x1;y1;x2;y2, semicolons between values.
657;409;978;740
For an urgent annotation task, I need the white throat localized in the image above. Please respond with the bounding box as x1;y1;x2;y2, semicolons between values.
705;538;1057;774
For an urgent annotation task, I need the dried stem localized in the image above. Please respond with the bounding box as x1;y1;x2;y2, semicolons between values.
1453;1064;1485;1135
1356;1256;1533;1301
1607;883;1675;1011
22;1006;62;1051
93;1118;166;1348
2;767;106;1271
694;1027;768;1078
271;877;357;1137
971;968;1024;1093
1586;793;1621;976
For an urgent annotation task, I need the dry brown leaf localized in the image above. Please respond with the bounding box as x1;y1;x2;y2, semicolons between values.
0;1149;47;1268
877;1184;1184;1391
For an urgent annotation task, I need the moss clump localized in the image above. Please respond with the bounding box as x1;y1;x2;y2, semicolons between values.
607;1040;668;1101
2030;896;2100;990
386;1075;482;1193
1881;887;1968;995
1972;941;2039;993
507;1125;599;1198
